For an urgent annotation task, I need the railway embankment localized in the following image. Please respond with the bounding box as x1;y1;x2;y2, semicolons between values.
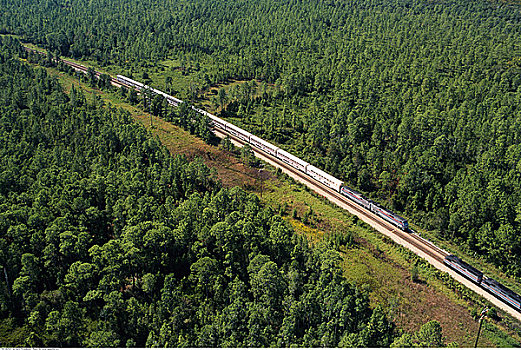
25;48;521;346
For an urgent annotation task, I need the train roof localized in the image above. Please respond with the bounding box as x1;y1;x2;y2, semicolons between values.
152;88;183;103
341;185;364;197
370;201;408;223
483;277;521;300
445;255;483;277
208;115;228;126
306;164;343;186
117;75;144;87
226;122;253;138
249;134;279;150
192;106;210;116
276;148;310;166
195;108;212;117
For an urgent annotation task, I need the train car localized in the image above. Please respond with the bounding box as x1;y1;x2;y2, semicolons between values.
276;148;309;173
482;277;521;311
340;186;371;210
207;115;228;131
192;107;216;121
200;111;227;131
249;135;279;157
116;76;183;106
306;164;343;192
116;75;144;89
193;107;213;118
369;202;409;231
443;255;483;284
225;123;252;143
151;88;183;106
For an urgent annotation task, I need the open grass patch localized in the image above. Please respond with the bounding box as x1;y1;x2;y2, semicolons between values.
481;321;520;347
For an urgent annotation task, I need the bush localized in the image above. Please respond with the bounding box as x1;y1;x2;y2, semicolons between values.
411;264;419;282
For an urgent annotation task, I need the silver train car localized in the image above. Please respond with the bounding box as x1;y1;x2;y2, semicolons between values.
369;202;409;231
444;256;521;311
443;255;483;284
117;74;410;232
481;277;521;311
117;75;183;106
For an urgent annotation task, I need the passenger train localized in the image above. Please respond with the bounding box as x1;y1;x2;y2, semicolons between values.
117;74;409;230
116;74;521;313
443;255;521;311
117;75;183;106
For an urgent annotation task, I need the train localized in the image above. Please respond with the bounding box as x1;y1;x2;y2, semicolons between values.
116;75;183;106
116;73;521;314
205;116;409;231
444;255;521;311
195;105;411;231
116;74;410;232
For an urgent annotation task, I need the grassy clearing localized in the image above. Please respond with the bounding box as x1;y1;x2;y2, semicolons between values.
288;219;325;243
23;48;521;347
481;320;520;347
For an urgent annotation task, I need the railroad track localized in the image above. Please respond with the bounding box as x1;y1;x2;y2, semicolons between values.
23;47;127;88
22;45;521;321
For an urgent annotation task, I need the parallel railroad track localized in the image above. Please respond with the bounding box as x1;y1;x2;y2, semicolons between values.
217;129;448;263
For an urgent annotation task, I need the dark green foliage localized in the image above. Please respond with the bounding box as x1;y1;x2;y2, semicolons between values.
487;307;499;321
391;320;453;348
166;102;211;142
326;230;354;252
219;136;235;153
240;144;257;167
2;0;520;275
0;39;395;347
411;264;419;283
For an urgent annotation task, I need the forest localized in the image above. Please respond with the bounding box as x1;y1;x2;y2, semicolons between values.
0;36;441;347
1;0;520;278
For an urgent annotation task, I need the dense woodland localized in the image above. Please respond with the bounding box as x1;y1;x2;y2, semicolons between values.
0;38;424;347
1;0;520;278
